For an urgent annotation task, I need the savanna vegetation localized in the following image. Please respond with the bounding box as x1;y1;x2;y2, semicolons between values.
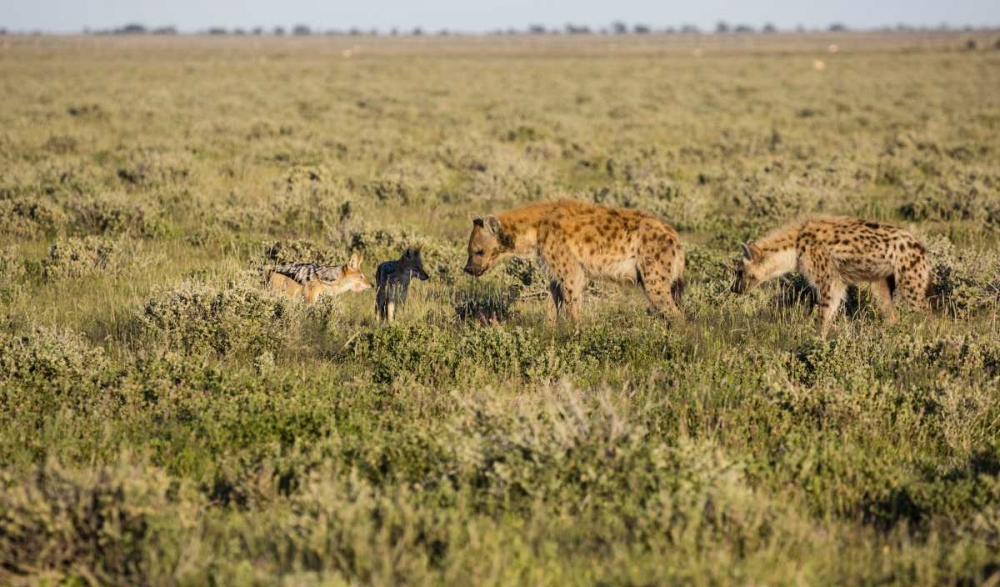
1;31;999;585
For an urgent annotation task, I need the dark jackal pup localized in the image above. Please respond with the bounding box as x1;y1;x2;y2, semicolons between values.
732;216;931;336
267;252;373;302
376;247;430;322
464;200;684;322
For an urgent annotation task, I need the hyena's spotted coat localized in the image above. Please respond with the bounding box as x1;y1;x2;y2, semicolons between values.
266;253;372;303
732;216;931;336
464;200;684;322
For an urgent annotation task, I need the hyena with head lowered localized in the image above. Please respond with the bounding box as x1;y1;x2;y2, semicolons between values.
464;200;684;322
266;252;373;302
375;247;430;322
732;216;931;336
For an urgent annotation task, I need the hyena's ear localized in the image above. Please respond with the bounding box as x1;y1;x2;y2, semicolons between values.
484;215;502;235
741;243;762;262
348;252;363;270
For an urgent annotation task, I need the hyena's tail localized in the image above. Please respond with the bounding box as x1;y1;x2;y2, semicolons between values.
670;247;686;305
671;278;685;305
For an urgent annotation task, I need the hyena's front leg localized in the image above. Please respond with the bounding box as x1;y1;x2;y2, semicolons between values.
542;242;585;323
559;266;586;323
897;261;931;313
816;279;847;337
870;278;898;324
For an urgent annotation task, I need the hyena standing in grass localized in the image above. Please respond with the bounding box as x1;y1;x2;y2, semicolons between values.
267;252;373;302
464;200;684;322
732;216;931;336
375;247;430;322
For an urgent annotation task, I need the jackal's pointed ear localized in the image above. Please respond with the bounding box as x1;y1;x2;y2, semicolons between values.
484;215;502;235
348;252;363;270
472;216;485;228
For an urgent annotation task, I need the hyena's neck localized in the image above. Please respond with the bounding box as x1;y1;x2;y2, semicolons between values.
756;226;800;282
496;210;539;253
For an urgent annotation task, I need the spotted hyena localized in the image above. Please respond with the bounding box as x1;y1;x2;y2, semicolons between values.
464;200;684;322
375;247;430;322
732;216;931;336
267;252;373;302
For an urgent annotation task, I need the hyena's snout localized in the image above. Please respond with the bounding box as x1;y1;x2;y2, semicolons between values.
731;267;751;295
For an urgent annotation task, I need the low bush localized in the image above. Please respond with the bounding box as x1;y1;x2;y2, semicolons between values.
138;282;292;356
41;236;138;279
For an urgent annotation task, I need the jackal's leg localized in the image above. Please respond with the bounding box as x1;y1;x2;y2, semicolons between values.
376;296;386;322
870;278;898;324
305;281;320;303
386;301;395;323
816;279;847;337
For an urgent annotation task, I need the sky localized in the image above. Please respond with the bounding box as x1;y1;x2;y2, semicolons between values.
2;0;998;33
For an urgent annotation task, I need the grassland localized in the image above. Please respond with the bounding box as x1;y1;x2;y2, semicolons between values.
1;31;999;585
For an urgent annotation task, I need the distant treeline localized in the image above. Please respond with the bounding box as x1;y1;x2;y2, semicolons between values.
36;21;1000;37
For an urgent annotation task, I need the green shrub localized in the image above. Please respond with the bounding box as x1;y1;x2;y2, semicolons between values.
0;195;68;238
139;282;292;356
41;236;138;279
65;195;167;238
926;236;1000;318
0;326;112;391
0;462;197;586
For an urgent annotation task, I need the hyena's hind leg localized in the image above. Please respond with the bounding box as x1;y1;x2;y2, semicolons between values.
637;269;682;318
638;240;683;319
870;277;899;325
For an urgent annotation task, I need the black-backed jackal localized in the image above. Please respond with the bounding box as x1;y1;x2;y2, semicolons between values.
267;252;373;302
375;247;430;322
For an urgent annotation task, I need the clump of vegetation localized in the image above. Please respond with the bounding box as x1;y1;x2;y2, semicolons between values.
40;236;138;279
926;236;1000;317
0;194;68;238
138;282;292;356
0;461;195;586
0;326;111;391
65;194;168;238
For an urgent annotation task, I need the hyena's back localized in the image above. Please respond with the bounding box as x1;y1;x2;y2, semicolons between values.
797;217;930;308
538;204;684;314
